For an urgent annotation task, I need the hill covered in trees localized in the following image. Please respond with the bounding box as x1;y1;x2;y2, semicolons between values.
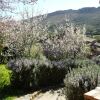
45;7;100;35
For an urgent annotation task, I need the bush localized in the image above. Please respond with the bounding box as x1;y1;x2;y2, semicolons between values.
8;58;35;89
92;55;100;65
8;58;67;89
33;59;93;87
24;43;45;60
33;60;67;87
64;60;100;100
0;65;12;91
72;59;96;68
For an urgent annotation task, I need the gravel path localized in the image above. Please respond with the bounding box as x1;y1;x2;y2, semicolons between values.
15;88;66;100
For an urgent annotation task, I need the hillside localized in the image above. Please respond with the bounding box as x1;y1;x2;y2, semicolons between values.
45;7;100;35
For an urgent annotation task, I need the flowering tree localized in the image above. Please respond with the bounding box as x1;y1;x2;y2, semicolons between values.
0;0;38;11
42;20;88;60
0;0;43;61
0;14;47;59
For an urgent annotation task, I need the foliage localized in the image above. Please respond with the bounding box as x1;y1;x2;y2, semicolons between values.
8;58;93;89
1;15;47;58
24;43;45;60
43;21;87;61
7;58;68;88
64;60;100;100
33;60;67;87
7;58;35;88
93;35;100;42
92;55;100;65
0;65;12;91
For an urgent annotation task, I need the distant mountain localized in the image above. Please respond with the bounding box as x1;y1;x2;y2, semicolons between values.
45;7;100;35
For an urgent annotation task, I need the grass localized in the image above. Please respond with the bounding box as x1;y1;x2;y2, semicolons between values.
1;96;16;100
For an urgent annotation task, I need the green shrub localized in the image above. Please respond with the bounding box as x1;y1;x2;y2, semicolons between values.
33;60;67;87
24;43;45;60
61;59;95;72
33;59;93;87
8;58;67;89
0;65;12;91
64;60;100;100
73;59;96;68
92;55;100;65
8;58;93;89
8;58;35;89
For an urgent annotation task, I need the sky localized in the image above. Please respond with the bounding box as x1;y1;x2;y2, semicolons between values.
9;0;100;20
37;0;99;13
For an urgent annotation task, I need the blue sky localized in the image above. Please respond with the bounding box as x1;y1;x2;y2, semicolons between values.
10;0;100;20
37;0;99;13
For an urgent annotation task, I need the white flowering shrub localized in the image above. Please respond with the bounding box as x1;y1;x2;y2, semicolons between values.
42;21;88;61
